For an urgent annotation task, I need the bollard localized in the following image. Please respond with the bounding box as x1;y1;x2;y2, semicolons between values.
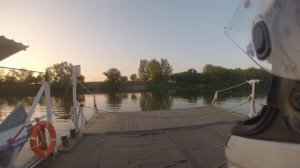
70;128;76;138
61;135;69;146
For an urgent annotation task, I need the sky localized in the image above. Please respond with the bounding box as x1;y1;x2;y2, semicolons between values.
0;0;258;81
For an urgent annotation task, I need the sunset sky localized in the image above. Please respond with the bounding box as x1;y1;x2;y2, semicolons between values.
0;0;257;81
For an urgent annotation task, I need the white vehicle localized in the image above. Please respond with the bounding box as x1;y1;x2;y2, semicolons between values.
225;0;300;167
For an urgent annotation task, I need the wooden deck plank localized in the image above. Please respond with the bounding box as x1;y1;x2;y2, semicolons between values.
85;106;245;134
37;106;246;168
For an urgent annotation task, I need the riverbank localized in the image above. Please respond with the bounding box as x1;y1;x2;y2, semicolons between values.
83;81;148;92
83;80;269;95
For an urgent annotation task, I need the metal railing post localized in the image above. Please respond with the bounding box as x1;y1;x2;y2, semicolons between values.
71;76;79;134
247;79;260;118
78;104;85;138
211;91;218;106
211;80;262;117
93;95;98;114
45;72;52;123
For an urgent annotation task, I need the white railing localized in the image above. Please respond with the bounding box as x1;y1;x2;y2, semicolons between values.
0;72;54;168
0;65;99;168
0;66;98;167
211;79;261;118
70;65;98;137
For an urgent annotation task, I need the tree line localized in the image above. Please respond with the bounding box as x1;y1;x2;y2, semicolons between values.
0;62;84;95
0;60;272;94
0;68;44;95
170;64;272;90
103;58;173;85
103;59;271;90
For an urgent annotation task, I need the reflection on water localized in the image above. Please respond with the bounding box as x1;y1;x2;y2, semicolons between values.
140;91;173;110
131;93;138;102
0;90;267;122
84;90;266;113
105;92;124;108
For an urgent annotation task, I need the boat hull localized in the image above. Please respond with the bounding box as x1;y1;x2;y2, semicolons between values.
0;126;28;168
226;135;300;168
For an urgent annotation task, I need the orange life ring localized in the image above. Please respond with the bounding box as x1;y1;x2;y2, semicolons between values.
29;120;56;158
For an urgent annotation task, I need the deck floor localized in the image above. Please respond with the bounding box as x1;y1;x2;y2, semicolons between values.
85;106;244;134
37;106;246;168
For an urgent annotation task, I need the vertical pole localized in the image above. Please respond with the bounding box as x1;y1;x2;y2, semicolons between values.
72;76;79;133
78;104;84;138
45;71;57;154
93;95;98;114
45;72;52;123
211;91;218;106
248;80;258;118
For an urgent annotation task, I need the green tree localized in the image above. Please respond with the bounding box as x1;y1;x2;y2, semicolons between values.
45;61;73;93
0;69;4;81
170;68;201;83
34;73;44;85
5;70;18;83
5;72;17;83
201;64;272;88
130;74;137;81
138;59;150;81
103;68;122;85
138;58;173;82
187;68;197;74
46;61;73;84
160;59;173;80
121;76;128;82
19;69;35;84
148;59;162;81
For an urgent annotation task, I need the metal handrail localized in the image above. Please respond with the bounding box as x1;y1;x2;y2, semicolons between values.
0;75;53;168
211;79;261;118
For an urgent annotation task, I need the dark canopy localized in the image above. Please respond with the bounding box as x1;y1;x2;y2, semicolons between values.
0;36;28;62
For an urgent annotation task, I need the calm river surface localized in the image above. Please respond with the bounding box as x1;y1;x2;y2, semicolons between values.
0;89;267;122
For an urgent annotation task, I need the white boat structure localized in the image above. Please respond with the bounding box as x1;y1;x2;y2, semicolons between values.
0;36;29;168
0;36;95;168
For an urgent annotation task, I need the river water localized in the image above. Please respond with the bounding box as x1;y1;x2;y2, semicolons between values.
0;90;267;122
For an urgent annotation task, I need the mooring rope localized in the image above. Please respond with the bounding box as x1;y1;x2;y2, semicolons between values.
76;80;100;114
0;66;44;74
77;80;93;94
216;81;248;93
